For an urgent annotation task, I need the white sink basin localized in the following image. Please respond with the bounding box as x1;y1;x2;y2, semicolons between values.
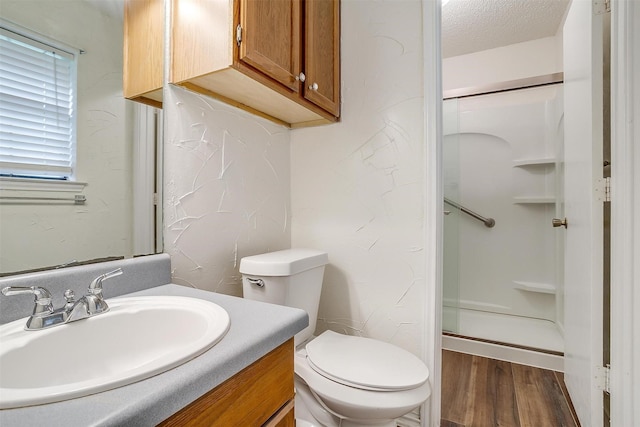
0;295;230;409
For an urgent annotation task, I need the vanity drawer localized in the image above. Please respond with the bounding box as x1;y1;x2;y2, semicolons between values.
159;338;294;426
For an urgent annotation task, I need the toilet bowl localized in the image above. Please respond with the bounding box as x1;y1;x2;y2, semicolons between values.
294;331;431;427
240;249;431;426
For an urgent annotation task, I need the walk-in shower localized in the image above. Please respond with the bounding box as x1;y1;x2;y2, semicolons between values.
442;80;565;354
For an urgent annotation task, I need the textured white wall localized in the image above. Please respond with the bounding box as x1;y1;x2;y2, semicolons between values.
290;0;425;356
163;86;291;295
0;1;133;273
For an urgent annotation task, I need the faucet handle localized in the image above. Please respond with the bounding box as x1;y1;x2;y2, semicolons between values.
1;286;54;315
88;268;123;295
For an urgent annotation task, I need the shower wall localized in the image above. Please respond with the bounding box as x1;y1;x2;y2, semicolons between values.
445;85;563;318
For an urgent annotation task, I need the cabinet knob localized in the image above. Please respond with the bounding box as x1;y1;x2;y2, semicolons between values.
295;72;306;82
309;82;319;91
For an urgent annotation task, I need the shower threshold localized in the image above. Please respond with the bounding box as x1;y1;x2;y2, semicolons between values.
443;307;564;353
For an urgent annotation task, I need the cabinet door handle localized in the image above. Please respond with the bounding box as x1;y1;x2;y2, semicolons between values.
309;82;319;91
295;72;306;82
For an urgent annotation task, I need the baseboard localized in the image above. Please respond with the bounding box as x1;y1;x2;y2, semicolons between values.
442;334;564;372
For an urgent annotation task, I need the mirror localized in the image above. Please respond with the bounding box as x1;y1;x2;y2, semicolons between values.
0;0;160;275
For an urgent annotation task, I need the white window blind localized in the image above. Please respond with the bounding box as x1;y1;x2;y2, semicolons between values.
0;26;77;180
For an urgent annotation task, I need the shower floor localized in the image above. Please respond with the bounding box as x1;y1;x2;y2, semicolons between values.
443;306;564;353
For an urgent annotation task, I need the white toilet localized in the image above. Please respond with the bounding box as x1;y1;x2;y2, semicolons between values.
240;249;431;427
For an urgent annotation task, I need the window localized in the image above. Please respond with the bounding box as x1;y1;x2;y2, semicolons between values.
0;25;78;181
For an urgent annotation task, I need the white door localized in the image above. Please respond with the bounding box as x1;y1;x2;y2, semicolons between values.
562;1;605;426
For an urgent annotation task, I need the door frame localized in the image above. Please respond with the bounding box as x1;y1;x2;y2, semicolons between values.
132;103;158;255
422;0;443;426
610;0;639;425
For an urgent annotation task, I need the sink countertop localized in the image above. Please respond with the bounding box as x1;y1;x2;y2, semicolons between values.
0;284;308;427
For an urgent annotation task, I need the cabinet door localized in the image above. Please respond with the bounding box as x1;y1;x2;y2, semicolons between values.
239;0;301;92
159;340;294;426
123;0;164;107
304;0;340;117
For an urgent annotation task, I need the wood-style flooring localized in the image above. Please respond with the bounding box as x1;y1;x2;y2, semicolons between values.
441;350;580;427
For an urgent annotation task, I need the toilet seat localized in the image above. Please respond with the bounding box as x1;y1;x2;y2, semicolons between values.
295;347;431;421
305;331;429;392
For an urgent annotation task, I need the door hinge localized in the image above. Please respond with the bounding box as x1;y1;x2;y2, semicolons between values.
153;192;158;206
236;24;242;46
596;177;611;202
594;0;611;14
596;365;611;394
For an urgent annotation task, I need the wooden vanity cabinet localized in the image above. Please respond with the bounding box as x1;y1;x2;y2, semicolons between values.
123;0;164;108
158;339;295;426
171;0;340;128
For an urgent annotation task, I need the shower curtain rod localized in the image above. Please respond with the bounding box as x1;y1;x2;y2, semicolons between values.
443;72;564;100
444;198;495;228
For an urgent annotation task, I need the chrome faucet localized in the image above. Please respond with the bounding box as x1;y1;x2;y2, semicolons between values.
1;268;123;330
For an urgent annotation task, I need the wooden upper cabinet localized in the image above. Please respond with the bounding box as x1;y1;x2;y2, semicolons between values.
239;0;301;92
171;0;340;128
304;0;340;117
123;0;164;108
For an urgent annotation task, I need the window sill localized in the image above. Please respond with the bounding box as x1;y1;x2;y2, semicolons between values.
0;177;87;193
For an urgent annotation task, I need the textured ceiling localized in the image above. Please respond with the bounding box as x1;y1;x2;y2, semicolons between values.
442;0;571;58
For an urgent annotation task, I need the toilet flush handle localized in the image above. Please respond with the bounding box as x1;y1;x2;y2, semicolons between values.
247;277;265;288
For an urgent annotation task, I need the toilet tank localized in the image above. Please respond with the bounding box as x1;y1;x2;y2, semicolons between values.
240;249;328;346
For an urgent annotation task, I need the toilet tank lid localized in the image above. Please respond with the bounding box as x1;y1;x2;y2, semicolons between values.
239;249;328;276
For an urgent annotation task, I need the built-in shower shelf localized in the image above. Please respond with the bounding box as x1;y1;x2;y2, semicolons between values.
513;196;556;204
512;157;556;167
513;280;556;294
